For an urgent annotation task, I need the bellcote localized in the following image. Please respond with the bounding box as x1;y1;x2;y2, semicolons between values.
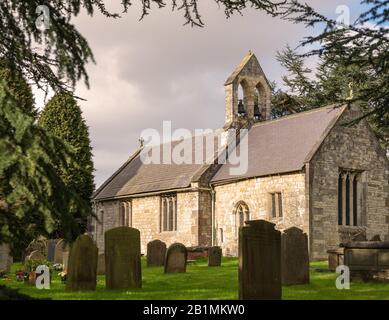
224;51;272;128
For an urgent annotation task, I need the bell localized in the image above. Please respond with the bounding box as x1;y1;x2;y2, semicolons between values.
238;99;246;116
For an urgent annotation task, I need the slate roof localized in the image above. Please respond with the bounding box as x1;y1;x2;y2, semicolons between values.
211;105;346;183
93;133;221;200
93;105;346;200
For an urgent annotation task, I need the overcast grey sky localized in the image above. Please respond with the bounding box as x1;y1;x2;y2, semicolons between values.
36;1;363;187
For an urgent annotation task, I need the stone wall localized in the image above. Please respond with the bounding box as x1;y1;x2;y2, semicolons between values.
94;191;202;254
213;173;306;256
309;106;389;260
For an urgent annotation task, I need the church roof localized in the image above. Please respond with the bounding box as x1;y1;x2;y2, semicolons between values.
211;105;346;183
93;105;346;200
93;134;221;200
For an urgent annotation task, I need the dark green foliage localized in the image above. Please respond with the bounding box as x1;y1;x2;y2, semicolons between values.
0;80;91;256
38;93;95;232
273;45;388;149
0;62;36;118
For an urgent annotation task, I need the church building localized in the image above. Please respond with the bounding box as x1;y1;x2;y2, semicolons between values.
91;52;389;260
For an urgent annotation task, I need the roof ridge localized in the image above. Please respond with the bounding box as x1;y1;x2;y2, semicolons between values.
251;104;346;129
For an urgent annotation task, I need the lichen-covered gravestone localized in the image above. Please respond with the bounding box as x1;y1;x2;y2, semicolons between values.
164;243;187;273
239;220;281;300
66;235;98;292
97;253;105;275
281;227;310;285
0;244;13;273
105;227;142;289
208;246;222;267
147;240;166;267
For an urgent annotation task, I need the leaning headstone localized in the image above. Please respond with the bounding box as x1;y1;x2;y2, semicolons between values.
66;235;98;291
54;239;65;264
97;253;105;275
25;238;47;260
208;246;222;267
105;227;142;289
239;220;281;300
27;250;45;261
0;244;13;273
47;240;57;262
281;227;309;285
164;243;187;273
147;240;166;267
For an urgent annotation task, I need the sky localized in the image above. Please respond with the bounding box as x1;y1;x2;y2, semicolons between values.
34;1;366;188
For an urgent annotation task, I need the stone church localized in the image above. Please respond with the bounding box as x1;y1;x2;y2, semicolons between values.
91;52;389;260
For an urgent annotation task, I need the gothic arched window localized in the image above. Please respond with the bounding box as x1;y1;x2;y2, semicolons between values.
234;201;250;235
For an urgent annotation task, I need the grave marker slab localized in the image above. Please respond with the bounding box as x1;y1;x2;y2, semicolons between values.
208;246;222;267
281;227;310;285
147;240;166;267
66;235;98;291
0;244;13;273
105;227;142;289
164;243;187;273
239;220;281;300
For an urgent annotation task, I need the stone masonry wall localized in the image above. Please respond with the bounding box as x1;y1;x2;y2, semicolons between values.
94;191;201;254
309;106;389;260
214;173;306;256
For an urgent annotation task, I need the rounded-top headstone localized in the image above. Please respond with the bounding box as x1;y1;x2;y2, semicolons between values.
164;243;187;273
281;227;309;286
66;234;98;292
239;219;281;300
105;227;142;289
147;240;167;267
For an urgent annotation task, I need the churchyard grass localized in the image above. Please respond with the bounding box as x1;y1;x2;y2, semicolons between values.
2;258;389;300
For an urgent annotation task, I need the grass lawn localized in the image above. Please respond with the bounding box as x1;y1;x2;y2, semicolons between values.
1;258;389;300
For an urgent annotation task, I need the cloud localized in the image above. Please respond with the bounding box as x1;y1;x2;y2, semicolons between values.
34;1;362;187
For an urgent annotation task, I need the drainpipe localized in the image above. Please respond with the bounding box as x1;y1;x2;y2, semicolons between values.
211;186;216;246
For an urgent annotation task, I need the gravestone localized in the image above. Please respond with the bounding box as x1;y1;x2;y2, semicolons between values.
63;251;70;272
105;227;142;289
208;246;222;267
97;253;105;275
47;239;57;262
66;234;98;291
27;250;45;261
147;240;166;267
239;220;281;300
0;244;13;273
25;238;47;259
54;239;66;264
281;227;310;285
164;243;187;273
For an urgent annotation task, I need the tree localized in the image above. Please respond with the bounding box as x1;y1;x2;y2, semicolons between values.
273;45;388;149
38;93;95;233
0;0;281;94
0;77;90;257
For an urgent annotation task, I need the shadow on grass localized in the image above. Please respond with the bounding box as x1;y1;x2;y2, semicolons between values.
0;285;45;300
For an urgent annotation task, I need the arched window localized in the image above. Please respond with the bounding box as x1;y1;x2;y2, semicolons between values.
254;87;261;120
234;201;250;235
